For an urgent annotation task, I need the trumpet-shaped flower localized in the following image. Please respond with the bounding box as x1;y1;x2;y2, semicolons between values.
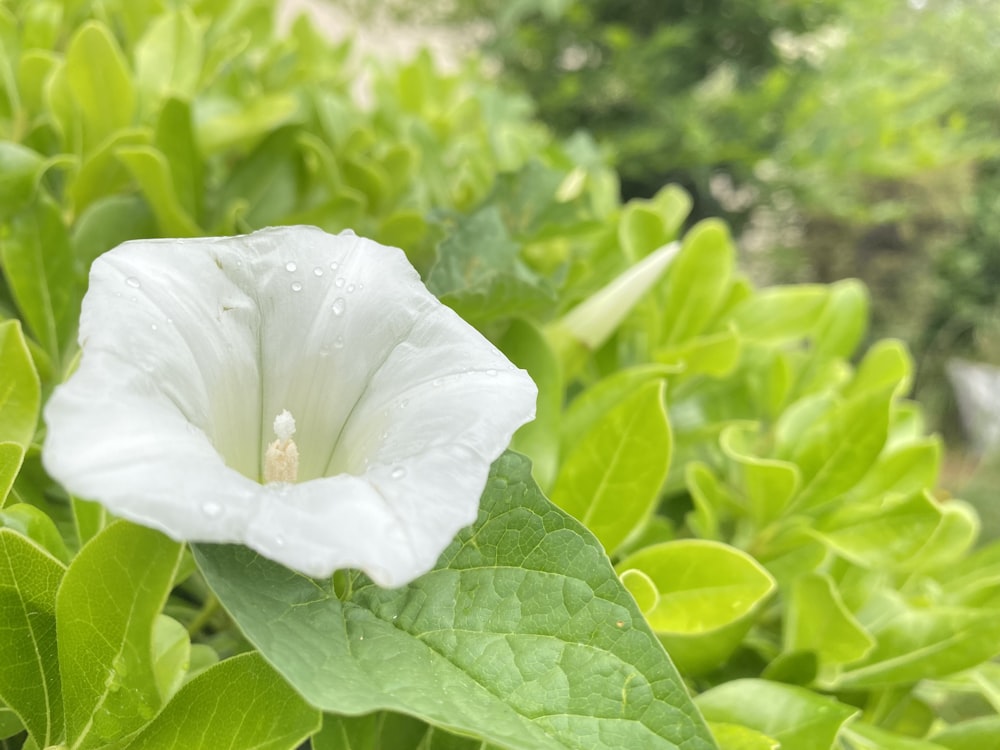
43;226;537;586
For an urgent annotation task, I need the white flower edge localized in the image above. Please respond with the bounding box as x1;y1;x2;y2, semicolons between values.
43;226;538;587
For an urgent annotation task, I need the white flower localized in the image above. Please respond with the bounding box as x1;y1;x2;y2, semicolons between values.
43;226;537;587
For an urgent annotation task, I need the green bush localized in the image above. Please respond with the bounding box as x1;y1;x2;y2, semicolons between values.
1;2;999;749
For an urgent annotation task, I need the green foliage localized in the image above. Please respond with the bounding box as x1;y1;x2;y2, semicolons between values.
195;453;714;750
0;2;998;749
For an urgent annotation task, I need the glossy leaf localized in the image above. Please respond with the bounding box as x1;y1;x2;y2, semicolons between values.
128;652;319;750
56;521;183;749
616;540;776;674
0;321;39;448
196;452;716;750
696;679;857;750
0;529;65;748
550;380;671;554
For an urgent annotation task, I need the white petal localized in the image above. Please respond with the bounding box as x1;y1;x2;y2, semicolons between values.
43;226;537;586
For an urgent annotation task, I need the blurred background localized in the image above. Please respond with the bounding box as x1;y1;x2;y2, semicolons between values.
289;0;1000;485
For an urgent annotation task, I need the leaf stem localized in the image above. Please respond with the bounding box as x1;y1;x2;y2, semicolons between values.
186;592;220;637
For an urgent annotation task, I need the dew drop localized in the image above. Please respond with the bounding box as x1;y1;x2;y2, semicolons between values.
167;317;174;324
150;323;158;332
125;277;140;288
399;399;409;409
330;261;339;271
285;261;297;272
391;466;407;479
432;378;443;387
346;283;356;293
333;335;345;349
202;502;222;519
291;281;303;292
313;266;324;277
335;277;346;288
340;228;356;236
275;535;286;547
331;297;346;315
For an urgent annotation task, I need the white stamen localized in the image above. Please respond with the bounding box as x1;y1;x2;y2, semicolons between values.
273;409;296;441
264;410;299;484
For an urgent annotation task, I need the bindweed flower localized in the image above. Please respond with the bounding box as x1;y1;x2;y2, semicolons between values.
43;226;537;587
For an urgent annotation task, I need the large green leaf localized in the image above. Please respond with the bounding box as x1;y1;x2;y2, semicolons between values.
195;453;716;750
0;195;79;362
695;679;857;750
616;540;776;675
550;380;671;554
64;21;135;151
56;521;183;749
659;219;734;347
128;653;319;750
315;712;504;750
0;529;65;748
0;321;39;449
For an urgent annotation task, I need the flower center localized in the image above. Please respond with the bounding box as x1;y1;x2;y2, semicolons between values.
264;409;299;484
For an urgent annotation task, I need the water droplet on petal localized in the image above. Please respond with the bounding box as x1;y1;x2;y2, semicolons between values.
285;261;297;272
275;535;285;547
330;261;339;271
202;502;222;519
313;266;324;277
125;277;140;288
347;283;356;293
167;317;174;324
291;281;303;292
340;228;356;236
333;335;345;348
399;399;409;409
335;277;346;288
391;466;406;479
432;378;443;387
331;298;346;315
151;323;158;331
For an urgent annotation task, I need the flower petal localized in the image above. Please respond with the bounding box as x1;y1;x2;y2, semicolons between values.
43;226;537;586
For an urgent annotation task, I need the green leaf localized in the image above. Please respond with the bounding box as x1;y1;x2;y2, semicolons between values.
428;207;555;325
195;453;717;750
0;321;40;448
0;196;79;362
722;285;829;343
0;706;23;740
560;364;678;457
785;573;874;680
810;279;869;361
837;590;1000;689
150;615;189;704
550;380;671;554
695;679;857;750
0;528;65;748
843;339;913;399
56;521;183;749
71;194;157;270
0;143;45;217
788;386;893;511
616;540;776;675
0;443;22;507
315;712;497;750
841;722;948;750
195;93;300;155
68;127;150;214
0;504;70;564
64;21;135;151
115;145;201;236
154;98;204;220
816;492;944;571
719;423;800;526
932;716;1000;750
707;722;779;750
134;8;203;107
499;319;561;490
660;219;734;347
128;652;319;750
